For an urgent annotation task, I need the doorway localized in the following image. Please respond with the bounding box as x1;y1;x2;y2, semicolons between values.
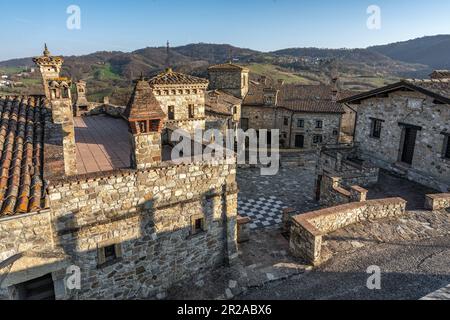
16;274;55;300
401;127;418;165
295;134;304;148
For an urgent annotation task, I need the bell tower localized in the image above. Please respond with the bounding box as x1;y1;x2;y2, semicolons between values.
33;44;64;99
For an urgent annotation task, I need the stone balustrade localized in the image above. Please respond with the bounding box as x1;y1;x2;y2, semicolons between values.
289;197;407;265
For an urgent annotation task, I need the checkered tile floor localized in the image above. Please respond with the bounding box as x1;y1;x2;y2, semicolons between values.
238;196;288;230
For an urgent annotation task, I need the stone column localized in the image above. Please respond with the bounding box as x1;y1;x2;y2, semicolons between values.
131;132;162;170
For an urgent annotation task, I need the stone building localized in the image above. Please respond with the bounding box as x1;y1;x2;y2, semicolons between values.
149;68;209;136
339;74;450;192
208;63;250;99
242;78;349;149
205;90;242;135
0;47;238;300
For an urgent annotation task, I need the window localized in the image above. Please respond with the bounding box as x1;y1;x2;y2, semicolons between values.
444;135;450;159
137;121;147;133
297;119;305;128
98;242;122;267
104;245;117;262
371;118;383;138
233;106;238;115
313;135;323;144
191;214;205;235
150;120;160;132
284;117;289;126
241;118;249;131
315;120;323;129
168;106;175;120
188;105;195;119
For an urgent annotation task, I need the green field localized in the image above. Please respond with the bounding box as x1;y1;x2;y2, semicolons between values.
92;63;122;81
245;63;317;84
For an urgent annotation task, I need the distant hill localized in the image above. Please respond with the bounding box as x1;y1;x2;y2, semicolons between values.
369;35;450;71
2;37;448;103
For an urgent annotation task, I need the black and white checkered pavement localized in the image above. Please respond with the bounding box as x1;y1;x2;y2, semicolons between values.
238;196;288;230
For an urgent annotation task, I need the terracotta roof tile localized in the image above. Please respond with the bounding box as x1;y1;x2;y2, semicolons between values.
243;82;346;113
149;68;208;86
124;79;166;120
0;96;47;216
205;90;242;116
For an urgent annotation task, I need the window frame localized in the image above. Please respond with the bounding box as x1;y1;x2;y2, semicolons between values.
297;119;305;128
191;214;206;236
188;104;195;119
370;118;384;139
97;241;123;268
443;134;450;160
315;120;323;129
168;106;175;120
313;134;323;144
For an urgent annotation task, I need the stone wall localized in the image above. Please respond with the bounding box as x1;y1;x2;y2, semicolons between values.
290;197;407;265
318;174;368;207
353;91;450;191
241;106;341;149
0;160;238;300
153;86;207;133
131;132;161;169
425;193;450;211
208;70;249;99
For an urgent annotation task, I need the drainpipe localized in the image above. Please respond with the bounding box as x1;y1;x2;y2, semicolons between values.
288;110;295;148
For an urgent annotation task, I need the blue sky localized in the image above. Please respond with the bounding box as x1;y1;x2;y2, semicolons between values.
1;0;449;60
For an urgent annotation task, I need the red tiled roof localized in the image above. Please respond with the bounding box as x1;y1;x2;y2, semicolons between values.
205;90;242;116
339;79;450;104
0;96;47;216
243;82;346;113
124;79;166;120
149;68;208;86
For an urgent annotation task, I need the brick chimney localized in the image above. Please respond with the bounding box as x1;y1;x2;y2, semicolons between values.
125;77;165;169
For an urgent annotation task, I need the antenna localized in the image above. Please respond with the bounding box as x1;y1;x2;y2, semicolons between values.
165;40;171;70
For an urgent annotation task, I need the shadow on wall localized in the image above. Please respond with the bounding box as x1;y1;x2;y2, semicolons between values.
0;186;234;300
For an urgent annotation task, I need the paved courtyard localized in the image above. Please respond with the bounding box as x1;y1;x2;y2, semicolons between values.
237;164;320;229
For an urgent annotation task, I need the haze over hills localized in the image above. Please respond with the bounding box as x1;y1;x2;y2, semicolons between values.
1;35;448;104
369;35;450;70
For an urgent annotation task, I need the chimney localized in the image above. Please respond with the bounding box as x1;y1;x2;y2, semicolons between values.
331;76;340;103
125;77;166;169
34;45;77;176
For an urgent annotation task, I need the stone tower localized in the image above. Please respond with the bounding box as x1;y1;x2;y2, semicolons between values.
33;44;64;99
125;77;166;169
149;68;209;135
208;62;250;99
34;45;77;176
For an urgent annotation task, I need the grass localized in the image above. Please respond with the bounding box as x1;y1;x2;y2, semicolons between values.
92;63;122;81
245;63;315;84
0;66;26;75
